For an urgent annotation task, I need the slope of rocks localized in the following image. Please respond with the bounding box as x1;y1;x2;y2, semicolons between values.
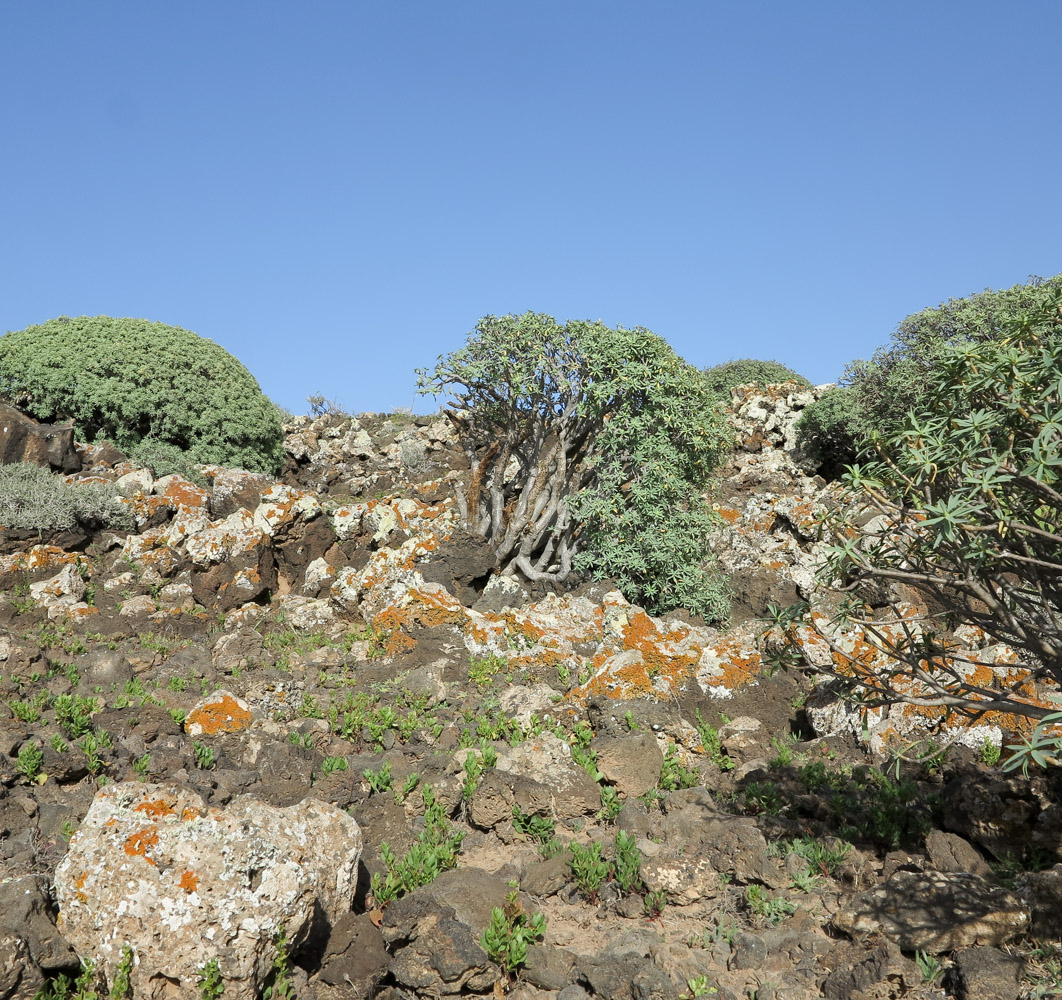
0;394;1059;1000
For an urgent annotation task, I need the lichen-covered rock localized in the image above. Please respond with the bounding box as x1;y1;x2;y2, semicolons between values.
54;782;362;999
184;690;254;736
29;563;87;619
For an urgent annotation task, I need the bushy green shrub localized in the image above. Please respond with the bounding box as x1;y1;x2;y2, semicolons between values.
0;316;284;473
418;312;733;621
0;463;133;532
772;284;1062;729
793;385;864;478
846;274;1062;436
797;274;1062;475
703;358;811;399
128;439;208;487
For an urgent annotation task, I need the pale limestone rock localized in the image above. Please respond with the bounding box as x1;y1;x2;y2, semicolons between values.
328;502;366;541
253;484;321;536
497;684;561;728
157;582;195;612
104;571;137;592
115;468;154;494
302;557;335;594
184;509;267;566
119;594;158;617
277;594;336;630
55;782;362;1000
495;732;592;798
29;564;85;618
594;732;663;797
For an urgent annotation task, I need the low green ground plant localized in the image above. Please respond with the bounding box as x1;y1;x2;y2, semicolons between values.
659;743;700;790
744;884;795;925
480;891;546;978
196;957;225;999
370;785;464;906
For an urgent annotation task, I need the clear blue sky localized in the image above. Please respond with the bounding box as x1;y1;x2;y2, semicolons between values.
3;2;1060;415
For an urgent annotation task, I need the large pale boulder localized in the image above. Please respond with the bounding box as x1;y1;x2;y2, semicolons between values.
55;782;362;1000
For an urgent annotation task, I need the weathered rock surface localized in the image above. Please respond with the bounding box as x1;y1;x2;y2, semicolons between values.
949;946;1024;1000
833;870;1030;953
0;403;81;473
381;868;513;995
54;781;362;999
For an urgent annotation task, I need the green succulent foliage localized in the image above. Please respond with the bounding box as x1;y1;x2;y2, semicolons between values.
797;274;1062;474
128;439;208;487
792;385;863;480
0;316;284;473
785;285;1062;728
418;312;733;620
480;891;546;977
703;358;811;399
0;463;133;532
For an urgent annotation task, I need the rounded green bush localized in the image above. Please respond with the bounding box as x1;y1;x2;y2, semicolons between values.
0;316;284;473
801;274;1062;476
793;385;864;479
703;358;811;399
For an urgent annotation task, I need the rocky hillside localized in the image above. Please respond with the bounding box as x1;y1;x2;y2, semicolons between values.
0;389;1059;1000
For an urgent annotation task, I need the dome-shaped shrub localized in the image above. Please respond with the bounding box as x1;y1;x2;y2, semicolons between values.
703;358;811;399
0;316;284;473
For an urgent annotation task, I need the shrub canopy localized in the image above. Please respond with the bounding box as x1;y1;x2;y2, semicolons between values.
797;275;1062;476
0;316;284;473
772;285;1062;726
418;312;733;620
703;358;811;400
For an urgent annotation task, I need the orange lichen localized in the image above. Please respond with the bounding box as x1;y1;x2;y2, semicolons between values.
714;506;742;524
178;870;199;893
571;610;702;700
134;798;177;818
186;694;253;734
65;605;99;620
124;827;159;865
159;477;210;509
706;637;764;691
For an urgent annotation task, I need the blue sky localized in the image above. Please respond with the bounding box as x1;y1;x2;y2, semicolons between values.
3;2;1060;416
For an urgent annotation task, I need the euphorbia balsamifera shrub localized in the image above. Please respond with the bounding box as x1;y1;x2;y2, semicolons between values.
0;316;284;473
769;285;1062;728
417;312;733;620
703;358;811;400
797;273;1062;474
